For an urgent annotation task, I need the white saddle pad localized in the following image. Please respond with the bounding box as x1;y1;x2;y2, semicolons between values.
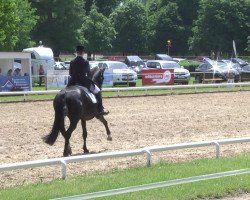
82;87;97;103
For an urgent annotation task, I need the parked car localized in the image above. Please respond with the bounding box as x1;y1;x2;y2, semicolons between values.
173;58;186;63
54;61;67;70
219;59;242;77
146;60;190;84
124;55;146;78
231;58;249;67
238;64;250;82
97;61;137;87
155;54;174;61
195;59;240;83
89;61;100;69
220;59;250;82
64;61;70;69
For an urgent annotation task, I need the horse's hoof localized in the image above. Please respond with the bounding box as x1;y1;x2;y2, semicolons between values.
107;135;112;141
84;149;89;154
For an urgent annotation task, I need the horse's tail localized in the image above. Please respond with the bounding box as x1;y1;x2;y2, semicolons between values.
43;91;67;145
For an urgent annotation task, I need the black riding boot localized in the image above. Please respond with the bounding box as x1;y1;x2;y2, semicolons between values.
95;92;109;115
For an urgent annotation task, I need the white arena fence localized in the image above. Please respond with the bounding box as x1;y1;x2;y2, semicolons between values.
0;137;249;180
52;169;250;200
1;82;250;100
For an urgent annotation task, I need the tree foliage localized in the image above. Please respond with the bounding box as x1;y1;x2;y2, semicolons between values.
246;36;250;52
80;4;116;55
15;0;38;50
0;0;249;56
85;0;122;17
0;0;37;51
0;0;19;51
189;0;250;55
31;0;84;57
147;1;184;55
111;0;147;54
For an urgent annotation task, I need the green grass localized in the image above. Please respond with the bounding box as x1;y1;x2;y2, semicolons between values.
0;154;249;200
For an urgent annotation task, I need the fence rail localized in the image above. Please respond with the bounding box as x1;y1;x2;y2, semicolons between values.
52;168;250;200
1;82;250;99
0;137;249;180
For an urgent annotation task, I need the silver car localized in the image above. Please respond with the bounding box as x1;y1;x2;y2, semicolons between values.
98;61;138;87
146;60;190;84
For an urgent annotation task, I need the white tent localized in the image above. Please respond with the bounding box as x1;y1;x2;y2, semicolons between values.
0;52;32;91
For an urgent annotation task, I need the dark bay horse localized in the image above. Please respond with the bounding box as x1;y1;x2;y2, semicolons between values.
43;67;112;156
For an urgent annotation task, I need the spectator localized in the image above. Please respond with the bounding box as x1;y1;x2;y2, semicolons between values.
38;65;45;86
7;69;13;76
13;68;22;76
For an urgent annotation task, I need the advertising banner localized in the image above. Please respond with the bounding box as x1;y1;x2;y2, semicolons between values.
46;70;69;89
142;69;174;85
0;75;31;92
103;69;113;87
46;69;114;88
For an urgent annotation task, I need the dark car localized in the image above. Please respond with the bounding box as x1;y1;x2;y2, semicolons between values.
219;59;250;82
239;64;250;82
231;58;249;67
195;59;240;83
155;54;174;61
125;55;146;78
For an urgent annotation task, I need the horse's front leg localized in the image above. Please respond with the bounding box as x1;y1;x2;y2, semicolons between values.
81;119;89;153
96;115;112;141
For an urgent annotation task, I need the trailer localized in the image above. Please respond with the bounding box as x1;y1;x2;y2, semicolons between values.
22;45;55;82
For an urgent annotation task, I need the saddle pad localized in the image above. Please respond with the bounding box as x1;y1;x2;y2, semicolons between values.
82;87;97;103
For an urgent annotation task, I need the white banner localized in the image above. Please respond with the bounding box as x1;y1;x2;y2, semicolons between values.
46;70;69;89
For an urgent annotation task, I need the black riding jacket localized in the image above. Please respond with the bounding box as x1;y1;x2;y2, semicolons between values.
67;56;93;89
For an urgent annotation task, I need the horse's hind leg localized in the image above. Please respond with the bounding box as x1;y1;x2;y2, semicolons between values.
81;120;89;153
96;116;112;141
61;118;78;157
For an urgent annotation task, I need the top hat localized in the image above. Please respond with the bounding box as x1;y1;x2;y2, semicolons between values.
76;45;84;52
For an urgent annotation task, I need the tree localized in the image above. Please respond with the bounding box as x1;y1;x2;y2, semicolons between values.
189;0;250;55
85;0;122;17
147;1;184;55
31;0;85;57
246;36;250;52
15;0;38;50
0;0;20;51
174;0;200;54
0;0;37;51
80;4;116;57
110;0;148;54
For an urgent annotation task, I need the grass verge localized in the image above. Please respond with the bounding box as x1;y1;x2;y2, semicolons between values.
0;153;249;200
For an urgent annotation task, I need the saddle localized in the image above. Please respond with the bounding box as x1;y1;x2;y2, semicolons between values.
81;87;97;103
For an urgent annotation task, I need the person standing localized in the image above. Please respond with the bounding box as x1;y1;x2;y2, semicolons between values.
7;69;13;76
38;65;45;86
67;45;109;116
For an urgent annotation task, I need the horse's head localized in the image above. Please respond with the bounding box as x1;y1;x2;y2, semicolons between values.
91;67;105;89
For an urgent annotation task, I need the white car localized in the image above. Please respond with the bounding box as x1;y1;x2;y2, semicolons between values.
89;61;100;69
64;61;70;69
146;60;190;84
97;61;137;87
54;61;67;70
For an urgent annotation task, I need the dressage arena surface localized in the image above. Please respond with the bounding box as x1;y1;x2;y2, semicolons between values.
0;91;250;198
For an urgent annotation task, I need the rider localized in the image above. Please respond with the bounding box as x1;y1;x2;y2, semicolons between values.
67;45;109;116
